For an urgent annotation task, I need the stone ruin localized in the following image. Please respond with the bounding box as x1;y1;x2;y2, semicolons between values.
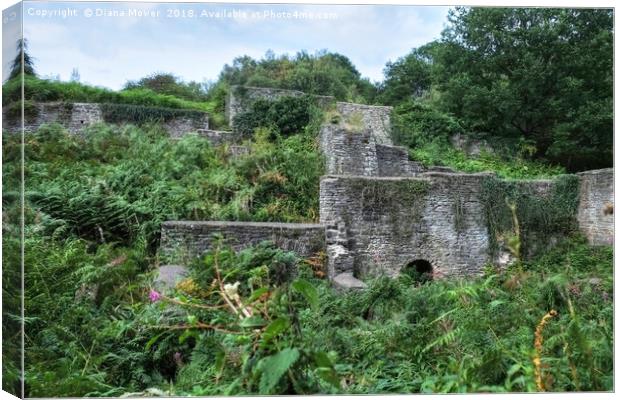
2;101;210;137
159;86;614;290
2;87;611;289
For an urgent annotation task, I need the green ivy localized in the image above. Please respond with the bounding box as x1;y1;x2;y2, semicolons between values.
100;103;206;125
480;174;580;258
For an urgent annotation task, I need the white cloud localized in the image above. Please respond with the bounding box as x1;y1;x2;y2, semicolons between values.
21;3;450;89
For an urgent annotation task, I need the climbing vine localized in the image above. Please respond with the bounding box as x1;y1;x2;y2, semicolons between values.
100;103;206;125
480;175;580;259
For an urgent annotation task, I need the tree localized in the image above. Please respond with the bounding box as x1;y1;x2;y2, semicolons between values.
379;47;433;105
8;38;36;79
428;7;613;171
123;72;208;101
70;68;80;82
217;51;377;102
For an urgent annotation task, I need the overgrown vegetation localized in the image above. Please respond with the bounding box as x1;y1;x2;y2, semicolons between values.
99;103;207;126
480;175;581;259
1;6;613;396
232;95;313;138
392;101;567;179
382;8;612;172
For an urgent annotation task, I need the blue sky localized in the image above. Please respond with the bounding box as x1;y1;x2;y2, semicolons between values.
7;1;450;89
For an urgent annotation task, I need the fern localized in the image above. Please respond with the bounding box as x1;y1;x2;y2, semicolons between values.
256;348;300;394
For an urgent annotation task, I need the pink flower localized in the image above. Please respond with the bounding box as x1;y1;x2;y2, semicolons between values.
149;289;161;302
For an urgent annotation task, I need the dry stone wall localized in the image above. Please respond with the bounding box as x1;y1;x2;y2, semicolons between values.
3;102;74;133
319;115;423;177
160;221;325;264
2;101;209;137
577;168;614;246
195;129;242;146
336;102;392;145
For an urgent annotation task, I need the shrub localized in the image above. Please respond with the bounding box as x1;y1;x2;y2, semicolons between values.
232;96;312;137
391;100;463;147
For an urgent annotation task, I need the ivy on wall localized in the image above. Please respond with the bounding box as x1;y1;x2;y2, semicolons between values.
100;103;206;125
480;174;580;258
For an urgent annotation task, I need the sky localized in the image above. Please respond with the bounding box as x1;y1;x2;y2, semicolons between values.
4;1;450;90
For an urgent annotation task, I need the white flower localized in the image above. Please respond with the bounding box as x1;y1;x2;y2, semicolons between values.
223;281;240;298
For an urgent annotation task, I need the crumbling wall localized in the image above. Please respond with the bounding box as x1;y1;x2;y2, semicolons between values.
336;102;392;145
2;101;209;137
68;103;103;133
577;168;614;246
319;124;422;177
163;115;209;138
319;125;379;176
195;129;242;146
160;221;325;264
376;144;425;176
320;173;493;279
2;102;74;133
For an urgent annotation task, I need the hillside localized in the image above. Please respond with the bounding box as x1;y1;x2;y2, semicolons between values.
1;7;613;396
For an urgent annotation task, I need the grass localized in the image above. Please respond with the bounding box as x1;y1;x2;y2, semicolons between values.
410;141;566;180
2;75;228;129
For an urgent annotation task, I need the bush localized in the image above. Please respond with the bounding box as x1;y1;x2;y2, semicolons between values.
391;100;463;148
233;96;312;137
2;75;210;112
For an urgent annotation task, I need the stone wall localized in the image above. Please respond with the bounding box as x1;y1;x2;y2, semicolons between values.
319;125;379;176
336;102;393;145
319;122;422;177
163;115;209;139
2;101;209;137
376;144;425;176
320;173;493;279
195;129;242;146
577;168;614;246
160;221;326;264
3;102;74;133
68;103;103;133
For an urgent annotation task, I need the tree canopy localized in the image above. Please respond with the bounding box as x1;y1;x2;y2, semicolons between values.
418;7;613;171
218;50;377;102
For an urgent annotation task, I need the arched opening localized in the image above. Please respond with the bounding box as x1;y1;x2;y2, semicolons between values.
401;259;433;284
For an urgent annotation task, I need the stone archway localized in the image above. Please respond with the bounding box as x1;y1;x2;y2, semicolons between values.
401;259;433;284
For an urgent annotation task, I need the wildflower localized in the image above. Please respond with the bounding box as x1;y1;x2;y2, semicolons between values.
223;282;240;298
149;289;161;302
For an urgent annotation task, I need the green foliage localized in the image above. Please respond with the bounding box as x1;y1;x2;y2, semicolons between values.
124;72;209;102
100;103;206;125
378;48;432;105
8;120;322;253
9;38;36;79
410;141;566;179
219;50;377;102
2;75;211;112
392;92;566;180
392;100;463;148
256;348;300;394
427;7;612;171
480;175;580;258
301;237;612;393
4;99;39;120
232;95;312;137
